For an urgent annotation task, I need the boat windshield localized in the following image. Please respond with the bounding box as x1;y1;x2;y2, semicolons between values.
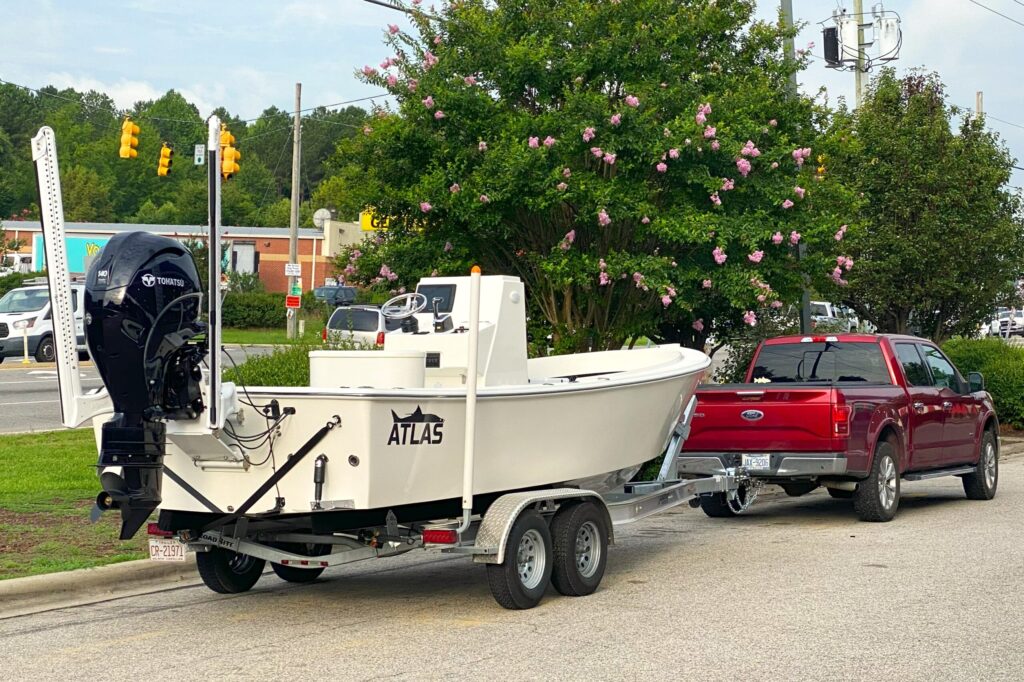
0;288;48;314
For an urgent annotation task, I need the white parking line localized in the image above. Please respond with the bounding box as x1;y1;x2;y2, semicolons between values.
0;399;58;406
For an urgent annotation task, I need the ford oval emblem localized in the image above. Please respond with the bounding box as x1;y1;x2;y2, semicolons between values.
741;409;764;421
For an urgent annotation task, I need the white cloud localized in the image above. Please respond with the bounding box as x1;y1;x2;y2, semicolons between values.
44;73;163;110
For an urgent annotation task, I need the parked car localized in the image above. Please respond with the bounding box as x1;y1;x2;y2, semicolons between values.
678;333;998;522
0;281;88;363
323;305;402;346
313;285;357;307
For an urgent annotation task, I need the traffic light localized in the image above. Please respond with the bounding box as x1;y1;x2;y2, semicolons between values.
219;125;240;180
157;143;173;176
119;117;140;159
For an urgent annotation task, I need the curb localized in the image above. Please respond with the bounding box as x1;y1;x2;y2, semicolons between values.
0;554;199;620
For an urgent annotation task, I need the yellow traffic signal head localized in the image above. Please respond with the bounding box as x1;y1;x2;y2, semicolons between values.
157;143;174;177
219;129;236;148
221;146;241;180
118;118;140;159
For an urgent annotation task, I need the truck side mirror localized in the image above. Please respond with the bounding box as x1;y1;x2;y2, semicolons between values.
968;371;985;392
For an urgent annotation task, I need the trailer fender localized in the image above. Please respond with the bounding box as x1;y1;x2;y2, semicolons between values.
472;488;611;565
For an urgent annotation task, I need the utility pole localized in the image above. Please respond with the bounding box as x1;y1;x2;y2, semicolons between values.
287;83;302;340
976;90;984;120
854;0;866;107
782;0;812;334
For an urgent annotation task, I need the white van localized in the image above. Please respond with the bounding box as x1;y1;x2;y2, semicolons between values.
0;282;87;363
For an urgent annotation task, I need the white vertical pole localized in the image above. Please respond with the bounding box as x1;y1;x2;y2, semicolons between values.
854;0;866;107
287;83;302;339
457;266;482;534
206;116;223;430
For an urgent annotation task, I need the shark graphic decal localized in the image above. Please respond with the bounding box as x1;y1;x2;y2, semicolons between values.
388;406;445;445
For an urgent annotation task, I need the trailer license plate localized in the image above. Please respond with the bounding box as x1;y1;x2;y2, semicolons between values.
742;454;771;471
148;538;186;562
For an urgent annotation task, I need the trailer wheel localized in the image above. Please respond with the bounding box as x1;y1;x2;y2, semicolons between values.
963;429;998;501
196;547;266;594
827;487;854;499
550;501;608;597
486;510;553;610
270;543;330;583
853;440;899;522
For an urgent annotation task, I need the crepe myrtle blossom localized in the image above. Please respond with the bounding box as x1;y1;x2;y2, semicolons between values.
434;110;445;120
380;264;398;281
661;295;673;307
424;51;438;68
771;161;779;169
603;152;616;165
703;125;716;139
781;199;794;209
599;271;611;286
837;255;848;267
434;35;442;45
583;127;596;142
792;147;812;167
562;167;572;178
528;136;539;148
633;272;645;288
598;209;611;226
591;146;603;157
741;140;761;157
743;310;757;326
772;231;783;245
444;241;453;252
407;79;418;92
478;141;487;151
559;230;575;251
844;257;854;271
769;119;777;127
684;138;692;146
543;136;556;148
790;230;801;245
625;95;640;107
641;216;650;224
709;192;722;206
362;65;378;77
479;194;490;203
702;279;712;288
711;140;720;151
721;178;735;191
835;224;848;241
422;95;434;108
419;202;432;213
362;126;373;136
757;294;766;302
664;128;672;137
771;300;783;308
669;148;680;159
610;113;622;126
656;162;668;173
794;186;806;199
736;158;752;177
386;74;398;87
713;246;727;265
748;250;764;264
388;23;400;34
449;183;460;193
464;75;477;86
556;182;568;191
693;318;705;332
380;57;393;70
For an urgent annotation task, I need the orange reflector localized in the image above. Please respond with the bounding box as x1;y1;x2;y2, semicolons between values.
423;529;458;544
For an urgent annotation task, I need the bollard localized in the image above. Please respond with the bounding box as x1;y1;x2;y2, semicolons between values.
13;320;30;364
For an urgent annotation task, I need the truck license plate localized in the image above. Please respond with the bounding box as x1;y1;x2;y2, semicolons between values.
148;537;186;562
742;454;771;471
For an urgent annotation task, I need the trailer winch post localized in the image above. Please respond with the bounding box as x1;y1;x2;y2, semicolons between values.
457;266;482;536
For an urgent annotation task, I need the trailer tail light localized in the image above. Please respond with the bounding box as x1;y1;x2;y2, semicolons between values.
376;331;385;346
423;529;458;545
322;327;327;342
147;523;172;537
833;404;852;436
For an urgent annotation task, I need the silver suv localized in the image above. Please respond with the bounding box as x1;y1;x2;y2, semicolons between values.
323;305;402;346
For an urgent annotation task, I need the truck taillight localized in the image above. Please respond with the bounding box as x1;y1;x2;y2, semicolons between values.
376;331;385;346
833;404;852;436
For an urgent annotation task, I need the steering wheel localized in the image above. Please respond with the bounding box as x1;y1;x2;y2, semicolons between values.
381;292;428;320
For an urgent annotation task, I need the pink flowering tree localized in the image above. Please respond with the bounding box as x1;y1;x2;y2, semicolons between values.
330;0;853;351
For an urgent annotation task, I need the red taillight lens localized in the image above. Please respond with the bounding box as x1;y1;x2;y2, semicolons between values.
147;523;172;537
833;404;852;436
422;529;458;545
376;331;385;346
322;327;327;342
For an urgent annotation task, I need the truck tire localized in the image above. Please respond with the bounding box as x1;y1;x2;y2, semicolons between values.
270;543;331;583
827;488;854;499
699;482;756;518
853;440;900;522
196;547;266;594
549;501;608;597
962;429;998;501
486;510;553;610
780;481;818;497
34;335;55;363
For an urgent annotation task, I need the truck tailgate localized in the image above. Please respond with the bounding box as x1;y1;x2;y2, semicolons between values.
686;386;837;452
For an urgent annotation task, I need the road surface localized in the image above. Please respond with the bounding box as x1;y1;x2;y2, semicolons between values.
1;459;1021;680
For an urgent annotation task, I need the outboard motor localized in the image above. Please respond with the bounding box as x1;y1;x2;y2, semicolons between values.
85;232;206;539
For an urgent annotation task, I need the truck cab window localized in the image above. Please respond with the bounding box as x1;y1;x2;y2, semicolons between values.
920;345;963;392
894;343;930;387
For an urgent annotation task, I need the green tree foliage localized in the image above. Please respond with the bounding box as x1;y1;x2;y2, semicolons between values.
826;70;1024;340
330;0;853;350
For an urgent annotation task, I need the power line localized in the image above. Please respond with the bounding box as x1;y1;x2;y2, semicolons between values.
966;0;1024;29
989;115;1024;131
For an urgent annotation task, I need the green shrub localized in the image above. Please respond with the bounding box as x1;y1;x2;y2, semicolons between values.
942;338;1024;429
222;292;286;328
224;338;375;388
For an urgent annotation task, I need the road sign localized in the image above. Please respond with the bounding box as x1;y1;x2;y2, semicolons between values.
290;278;302;297
194;144;205;165
285;262;301;277
285;294;302;309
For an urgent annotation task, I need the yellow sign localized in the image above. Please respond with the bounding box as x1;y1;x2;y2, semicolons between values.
359;210;390;232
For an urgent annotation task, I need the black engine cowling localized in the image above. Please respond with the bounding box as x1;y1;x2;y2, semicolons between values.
85;231;206;539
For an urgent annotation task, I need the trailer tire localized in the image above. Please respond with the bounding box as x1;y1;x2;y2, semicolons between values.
962;429;998;501
486;510;552;610
549;501;608;597
270;543;330;583
853;440;899;522
196;547;266;594
827;488;854;499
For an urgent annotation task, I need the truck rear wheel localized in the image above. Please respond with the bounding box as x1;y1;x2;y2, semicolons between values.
700;482;757;518
486;510;552;610
962;429;998;500
853;440;899;522
196;547;266;594
550;501;608;597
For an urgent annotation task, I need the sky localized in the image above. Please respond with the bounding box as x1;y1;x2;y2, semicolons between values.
1;0;1021;185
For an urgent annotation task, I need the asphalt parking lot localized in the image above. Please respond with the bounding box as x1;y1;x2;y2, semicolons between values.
1;458;1021;681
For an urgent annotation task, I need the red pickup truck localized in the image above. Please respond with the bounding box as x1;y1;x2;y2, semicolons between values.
678;334;999;521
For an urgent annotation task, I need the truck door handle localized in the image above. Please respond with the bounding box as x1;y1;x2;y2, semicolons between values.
942;401;953;409
913;401;925;413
